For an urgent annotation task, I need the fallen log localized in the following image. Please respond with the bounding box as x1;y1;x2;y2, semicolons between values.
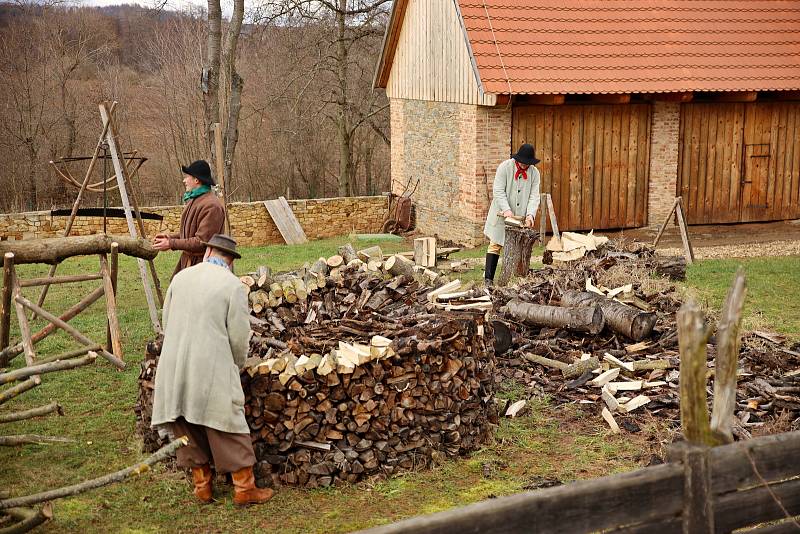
0;235;157;265
384;254;415;278
0;402;63;424
500;299;604;335
0;353;96;385
0;434;75;446
560;290;656;341
0;503;53;533
0;437;187;510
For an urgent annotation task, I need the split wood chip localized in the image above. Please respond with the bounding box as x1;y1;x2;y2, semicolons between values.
601;407;621;433
625;341;652;354
607;284;633;299
589;368;620;387
603;353;634;372
427;279;461;302
643;381;667;388
607;381;643;391
505;400;527;418
622;395;651;413
601;385;620;412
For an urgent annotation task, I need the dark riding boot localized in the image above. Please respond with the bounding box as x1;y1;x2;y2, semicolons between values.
484;253;500;286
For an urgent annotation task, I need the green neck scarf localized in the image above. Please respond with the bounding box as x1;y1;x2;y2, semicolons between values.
182;184;211;203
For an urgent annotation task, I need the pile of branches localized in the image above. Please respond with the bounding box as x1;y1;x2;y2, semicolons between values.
136;246;498;488
492;240;799;437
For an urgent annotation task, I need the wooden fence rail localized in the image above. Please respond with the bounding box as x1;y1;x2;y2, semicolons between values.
357;431;800;534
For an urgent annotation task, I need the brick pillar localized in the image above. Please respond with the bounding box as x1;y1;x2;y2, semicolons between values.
648;102;680;226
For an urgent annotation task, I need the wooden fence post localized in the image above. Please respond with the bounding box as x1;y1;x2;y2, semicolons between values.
1;253;14;357
677;298;713;445
682;444;714;533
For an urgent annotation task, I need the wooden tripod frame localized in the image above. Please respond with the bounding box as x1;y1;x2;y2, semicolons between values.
34;101;163;335
0;248;126;372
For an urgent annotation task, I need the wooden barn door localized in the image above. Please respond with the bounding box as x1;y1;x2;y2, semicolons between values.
512;104;651;231
678;102;800;224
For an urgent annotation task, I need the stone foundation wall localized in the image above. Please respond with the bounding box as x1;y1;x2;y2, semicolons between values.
0;196;388;247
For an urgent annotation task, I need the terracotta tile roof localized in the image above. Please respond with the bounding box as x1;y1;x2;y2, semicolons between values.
456;0;800;94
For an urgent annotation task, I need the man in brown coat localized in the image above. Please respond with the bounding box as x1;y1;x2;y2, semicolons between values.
153;160;225;278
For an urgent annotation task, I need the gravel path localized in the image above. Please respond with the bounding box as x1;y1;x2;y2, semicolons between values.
657;240;800;259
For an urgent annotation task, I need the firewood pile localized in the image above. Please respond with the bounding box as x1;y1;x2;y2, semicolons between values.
135;244;499;488
492;240;800;437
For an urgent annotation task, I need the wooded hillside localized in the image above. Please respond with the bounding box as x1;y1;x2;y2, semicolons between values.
0;2;390;212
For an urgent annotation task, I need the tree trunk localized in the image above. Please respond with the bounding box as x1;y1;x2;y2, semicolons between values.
336;0;353;197
500;299;605;335
0;235;157;265
222;0;245;199
560;290;657;342
497;227;538;286
203;0;222;159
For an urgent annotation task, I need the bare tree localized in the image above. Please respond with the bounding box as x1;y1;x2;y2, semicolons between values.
276;0;390;196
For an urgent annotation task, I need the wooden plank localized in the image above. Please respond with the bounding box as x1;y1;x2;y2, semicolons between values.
677;104;690;216
704;105;719;224
624;106;637;227
569;107;582;230
581;107;596;230
714;478;800;533
731;103;745;221
264;197;307;245
601;107;613;229
550;109;563;229
682;445;714;533
354;463;684;534
774;103;790;219
594;106;606;228
715;105;732;221
745;518;800;534
709;430;800;494
688;104;703;222
790;103;800;218
609;106;622;228
637;105;651;226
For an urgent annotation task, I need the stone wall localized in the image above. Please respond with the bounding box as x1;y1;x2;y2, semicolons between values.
390;97;511;246
0;196;388;247
647;102;681;226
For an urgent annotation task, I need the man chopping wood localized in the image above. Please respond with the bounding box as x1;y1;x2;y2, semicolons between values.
152;160;225;279
151;234;274;505
482;143;541;286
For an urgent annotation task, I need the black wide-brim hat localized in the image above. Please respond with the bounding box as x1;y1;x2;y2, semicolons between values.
512;143;540;166
201;234;241;259
181;160;215;186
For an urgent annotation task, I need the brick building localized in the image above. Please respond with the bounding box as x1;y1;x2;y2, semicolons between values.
374;0;800;246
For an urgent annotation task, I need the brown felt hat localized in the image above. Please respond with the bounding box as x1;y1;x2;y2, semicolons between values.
201;234;241;259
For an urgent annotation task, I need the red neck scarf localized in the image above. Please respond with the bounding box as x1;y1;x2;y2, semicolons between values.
514;162;528;180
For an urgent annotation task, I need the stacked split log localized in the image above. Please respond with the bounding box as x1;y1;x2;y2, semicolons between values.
136;245;498;488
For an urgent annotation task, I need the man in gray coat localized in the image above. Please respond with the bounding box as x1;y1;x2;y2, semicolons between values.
483;143;541;285
152;234;274;505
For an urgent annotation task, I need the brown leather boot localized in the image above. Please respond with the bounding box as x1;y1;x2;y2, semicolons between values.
191;464;214;503
232;466;275;506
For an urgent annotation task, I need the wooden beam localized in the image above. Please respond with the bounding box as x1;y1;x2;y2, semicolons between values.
19;273;103;288
522;94;565;105
644;92;694;103
588;94;631;104
708;91;758;102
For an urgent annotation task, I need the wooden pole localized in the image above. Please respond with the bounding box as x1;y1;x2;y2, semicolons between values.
123;171;164;306
0;402;62;424
1;253;13;355
681;444;715;533
652;197;679;248
677;298;713;445
33;102;117;315
20;273;103;288
546;194;560;242
0;434;76;446
35;345;101;366
710;269;747;444
0;235;157;265
100;254;123;361
213;122;232;236
14;295;125;370
12;277;39;387
675;197;695;264
539;193;547;243
0;352;96;385
0;377;39;405
0;285;105;365
0;436;187;510
98;102;161;334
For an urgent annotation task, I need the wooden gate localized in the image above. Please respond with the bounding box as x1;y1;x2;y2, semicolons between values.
511;104;651;231
678;102;800;224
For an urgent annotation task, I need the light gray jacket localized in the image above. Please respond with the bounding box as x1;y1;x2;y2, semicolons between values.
483;158;541;246
152;262;251;434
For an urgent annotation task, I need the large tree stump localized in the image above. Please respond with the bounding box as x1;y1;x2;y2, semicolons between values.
560;290;657;341
497;227;538;286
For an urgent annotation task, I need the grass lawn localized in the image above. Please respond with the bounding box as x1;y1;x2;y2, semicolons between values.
1;235;797;532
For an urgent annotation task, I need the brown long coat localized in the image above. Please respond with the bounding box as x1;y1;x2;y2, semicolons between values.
169;192;225;278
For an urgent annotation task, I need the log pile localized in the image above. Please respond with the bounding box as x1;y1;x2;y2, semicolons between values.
135;244;498;488
492;240;799;437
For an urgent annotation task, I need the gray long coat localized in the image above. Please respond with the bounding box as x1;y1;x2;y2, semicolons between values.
483;158;541;246
152;262;251;434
